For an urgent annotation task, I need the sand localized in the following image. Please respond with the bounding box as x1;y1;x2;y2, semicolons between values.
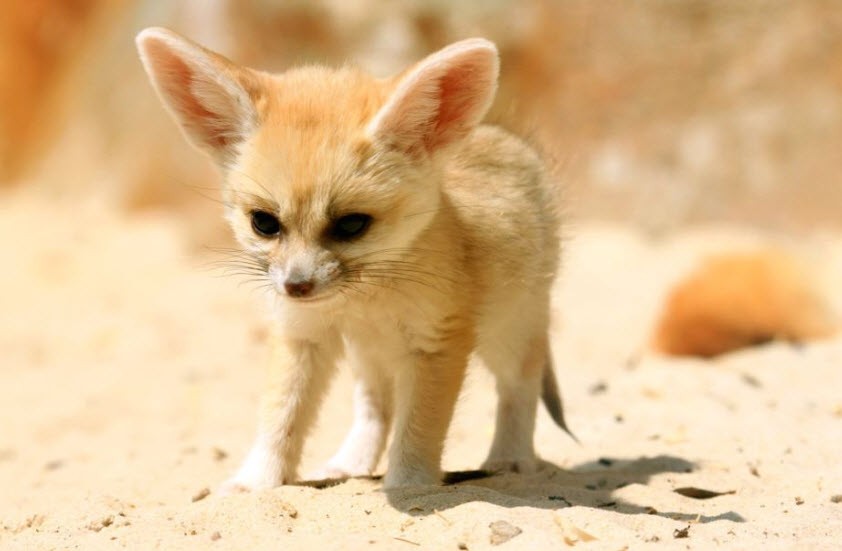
2;191;842;550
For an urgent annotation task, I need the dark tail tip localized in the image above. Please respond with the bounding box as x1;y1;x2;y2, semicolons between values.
542;360;579;444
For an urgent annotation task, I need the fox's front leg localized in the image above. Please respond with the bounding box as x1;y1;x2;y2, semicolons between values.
310;362;393;480
384;342;470;488
221;332;340;493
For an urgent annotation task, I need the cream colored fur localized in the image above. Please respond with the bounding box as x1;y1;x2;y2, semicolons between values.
136;27;563;490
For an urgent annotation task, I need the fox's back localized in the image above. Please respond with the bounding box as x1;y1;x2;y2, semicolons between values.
444;125;560;301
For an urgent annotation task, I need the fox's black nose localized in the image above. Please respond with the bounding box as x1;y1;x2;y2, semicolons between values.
284;279;314;298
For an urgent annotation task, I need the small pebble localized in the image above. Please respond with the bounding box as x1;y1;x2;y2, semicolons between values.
279;501;298;519
212;448;228;461
44;459;64;471
489;520;522;546
673;525;690;539
589;381;608;394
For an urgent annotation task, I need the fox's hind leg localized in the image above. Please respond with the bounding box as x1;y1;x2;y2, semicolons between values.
478;329;548;474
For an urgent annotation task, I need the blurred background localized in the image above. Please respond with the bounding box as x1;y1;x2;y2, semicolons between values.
1;0;841;243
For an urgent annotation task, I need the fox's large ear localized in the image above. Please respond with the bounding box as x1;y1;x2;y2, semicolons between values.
136;27;260;164
367;38;499;156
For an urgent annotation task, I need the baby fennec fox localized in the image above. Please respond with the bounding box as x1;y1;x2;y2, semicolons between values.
136;28;570;490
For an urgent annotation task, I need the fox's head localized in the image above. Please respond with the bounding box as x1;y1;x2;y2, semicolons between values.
136;28;498;311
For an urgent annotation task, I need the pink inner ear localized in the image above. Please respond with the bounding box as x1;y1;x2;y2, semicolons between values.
369;42;497;155
430;67;479;149
149;40;233;150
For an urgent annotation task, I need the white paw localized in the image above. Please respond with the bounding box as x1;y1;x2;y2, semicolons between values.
383;465;440;489
481;456;539;475
217;468;280;495
217;478;256;496
218;444;286;494
306;464;367;482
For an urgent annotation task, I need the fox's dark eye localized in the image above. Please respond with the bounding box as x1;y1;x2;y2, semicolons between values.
251;210;282;237
330;213;372;241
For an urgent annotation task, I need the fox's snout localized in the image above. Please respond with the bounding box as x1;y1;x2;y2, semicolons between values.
284;277;315;298
268;257;340;300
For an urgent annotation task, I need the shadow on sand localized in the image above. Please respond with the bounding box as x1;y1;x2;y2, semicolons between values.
296;454;744;523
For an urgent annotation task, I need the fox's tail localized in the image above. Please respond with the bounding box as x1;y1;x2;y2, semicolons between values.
541;358;578;442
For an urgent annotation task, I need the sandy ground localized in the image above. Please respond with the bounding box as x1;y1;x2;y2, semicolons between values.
2;191;842;550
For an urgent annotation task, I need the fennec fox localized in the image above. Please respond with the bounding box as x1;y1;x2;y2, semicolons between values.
136;28;570;490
